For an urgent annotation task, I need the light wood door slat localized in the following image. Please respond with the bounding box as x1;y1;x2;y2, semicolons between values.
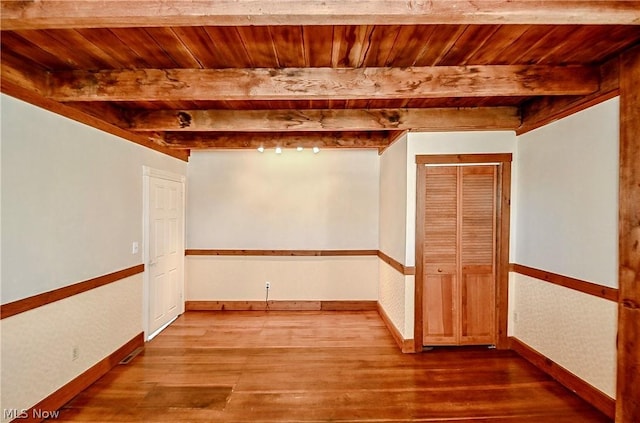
424;167;458;265
461;166;496;266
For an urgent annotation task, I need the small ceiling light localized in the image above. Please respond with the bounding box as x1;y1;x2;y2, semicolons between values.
297;146;304;152
275;147;282;154
257;146;264;153
312;146;320;154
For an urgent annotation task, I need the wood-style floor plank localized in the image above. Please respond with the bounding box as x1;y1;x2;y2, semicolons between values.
54;311;610;422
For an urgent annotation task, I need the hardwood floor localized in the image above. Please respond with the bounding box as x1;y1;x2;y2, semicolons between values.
55;311;610;422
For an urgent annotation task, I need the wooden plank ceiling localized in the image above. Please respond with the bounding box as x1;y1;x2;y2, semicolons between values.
2;1;640;160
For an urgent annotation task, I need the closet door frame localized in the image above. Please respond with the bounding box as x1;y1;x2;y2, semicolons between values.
414;153;512;352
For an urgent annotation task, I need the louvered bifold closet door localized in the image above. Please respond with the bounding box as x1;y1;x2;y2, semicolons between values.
422;166;459;344
422;165;498;346
459;166;497;345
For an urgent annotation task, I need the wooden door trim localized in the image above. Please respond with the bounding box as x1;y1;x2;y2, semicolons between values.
414;163;427;350
495;160;512;349
414;153;512;352
416;153;513;165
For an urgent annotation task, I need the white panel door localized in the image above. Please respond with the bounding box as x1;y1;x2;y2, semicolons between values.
147;174;184;337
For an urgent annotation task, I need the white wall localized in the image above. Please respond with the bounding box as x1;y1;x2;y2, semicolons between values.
379;135;408;262
187;150;379;250
186;149;380;301
515;99;619;287
512;98;619;398
187;256;378;301
378;135;413;338
1;94;187;418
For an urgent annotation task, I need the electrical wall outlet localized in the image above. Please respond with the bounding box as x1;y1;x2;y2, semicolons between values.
265;281;270;289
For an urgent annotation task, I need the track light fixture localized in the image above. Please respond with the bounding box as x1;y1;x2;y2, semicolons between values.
256;146;320;154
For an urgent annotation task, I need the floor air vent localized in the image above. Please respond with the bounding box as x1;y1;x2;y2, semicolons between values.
119;347;144;365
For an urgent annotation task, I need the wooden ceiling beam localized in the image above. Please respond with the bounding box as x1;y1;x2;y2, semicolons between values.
518;56;620;135
48;66;599;102
2;0;639;29
127;107;521;132
617;43;640;423
162;131;395;150
0;51;49;97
